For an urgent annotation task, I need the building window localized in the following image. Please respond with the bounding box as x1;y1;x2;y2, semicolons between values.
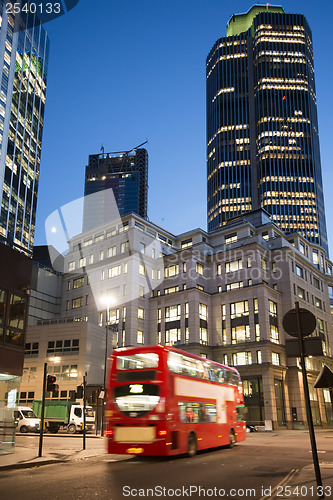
269;300;279;344
272;352;281;366
196;262;204;275
232;352;252;366
109;265;121;278
226;259;242;273
225;233;237;245
199;303;207;320
72;297;83;309
137;330;144;344
108;246;116;257
47;339;79;356
262;231;269;241
256;351;262;364
121;241;129;253
99;251;104;261
165;264;179;278
95;233;104;243
138;307;145;320
108;309;120;325
314;297;322;309
313;276;320;290
221;305;226;345
312;250;319;266
299;242;305;255
83;238;92;247
217;264;222;275
230;301;249;319
73;277;85;289
139;264;145;276
139;285;144;297
232;325;250;344
164;286;179;295
78;257;86;268
25;342;39;357
261;258;267;271
152;269;161;280
165;305;181;321
68;261;75;272
226;281;243;291
295;265;303;278
165;328;180;346
296;286;305;299
181;238;192;249
200;327;208;345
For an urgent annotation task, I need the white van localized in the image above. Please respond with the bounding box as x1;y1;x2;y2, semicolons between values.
14;406;40;433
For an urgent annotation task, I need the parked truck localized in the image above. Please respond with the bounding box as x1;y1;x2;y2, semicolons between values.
32;400;95;434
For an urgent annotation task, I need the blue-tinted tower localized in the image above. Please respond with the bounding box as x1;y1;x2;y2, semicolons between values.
207;5;328;253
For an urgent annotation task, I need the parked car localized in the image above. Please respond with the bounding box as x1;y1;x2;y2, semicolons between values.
14;406;40;433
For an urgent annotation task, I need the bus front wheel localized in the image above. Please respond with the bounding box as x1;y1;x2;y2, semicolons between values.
187;433;197;457
228;429;236;448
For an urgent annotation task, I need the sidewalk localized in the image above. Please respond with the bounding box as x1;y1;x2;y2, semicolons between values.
0;434;130;471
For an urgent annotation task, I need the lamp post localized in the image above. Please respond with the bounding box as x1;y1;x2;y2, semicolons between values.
101;295;114;436
101;304;109;436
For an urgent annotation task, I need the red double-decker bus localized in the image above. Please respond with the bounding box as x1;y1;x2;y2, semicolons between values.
106;345;246;456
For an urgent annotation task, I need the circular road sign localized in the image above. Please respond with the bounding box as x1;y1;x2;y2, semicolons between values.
282;308;317;338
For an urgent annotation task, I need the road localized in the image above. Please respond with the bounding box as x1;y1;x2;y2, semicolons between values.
1;431;333;500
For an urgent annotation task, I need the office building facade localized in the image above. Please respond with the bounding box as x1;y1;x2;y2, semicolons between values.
83;148;148;231
0;4;49;253
23;211;333;430
0;7;49;454
207;5;328;253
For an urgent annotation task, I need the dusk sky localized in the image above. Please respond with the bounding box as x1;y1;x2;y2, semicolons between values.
34;0;333;255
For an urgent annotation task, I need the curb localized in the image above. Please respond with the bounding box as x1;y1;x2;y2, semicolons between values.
0;458;67;471
0;452;132;471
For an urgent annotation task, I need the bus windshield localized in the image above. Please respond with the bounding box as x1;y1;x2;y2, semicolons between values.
116;353;159;371
114;383;160;417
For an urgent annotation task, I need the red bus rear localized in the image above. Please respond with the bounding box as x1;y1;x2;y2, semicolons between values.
106;345;246;456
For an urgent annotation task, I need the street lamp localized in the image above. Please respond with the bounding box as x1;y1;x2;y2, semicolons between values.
101;295;113;436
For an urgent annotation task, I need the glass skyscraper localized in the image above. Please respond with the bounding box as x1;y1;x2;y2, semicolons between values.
207;5;328;253
83;147;148;231
0;4;49;254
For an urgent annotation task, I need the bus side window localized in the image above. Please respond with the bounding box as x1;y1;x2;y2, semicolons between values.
217;368;224;383
179;403;186;423
198;404;206;422
224;370;231;384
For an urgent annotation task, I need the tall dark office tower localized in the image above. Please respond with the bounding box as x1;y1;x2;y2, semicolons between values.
83;147;148;231
0;4;49;253
207;5;328;253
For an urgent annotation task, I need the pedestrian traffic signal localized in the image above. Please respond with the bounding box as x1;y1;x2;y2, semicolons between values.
76;385;83;399
47;375;57;392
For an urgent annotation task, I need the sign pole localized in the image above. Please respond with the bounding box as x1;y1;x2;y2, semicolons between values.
38;362;47;457
295;302;323;497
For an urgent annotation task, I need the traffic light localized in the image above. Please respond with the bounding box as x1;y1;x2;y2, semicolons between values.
69;390;76;402
76;385;83;399
47;375;57;392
